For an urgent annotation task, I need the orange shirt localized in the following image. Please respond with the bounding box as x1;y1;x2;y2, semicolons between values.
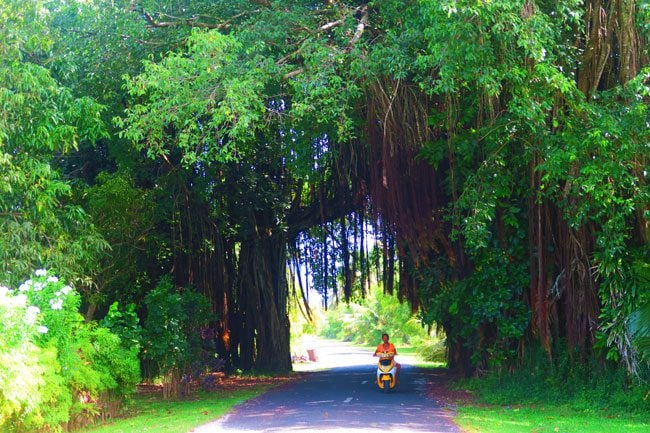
376;342;396;356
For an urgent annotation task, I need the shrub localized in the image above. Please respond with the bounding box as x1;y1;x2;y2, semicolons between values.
141;276;215;399
0;284;54;430
0;271;140;432
457;344;650;413
415;337;447;363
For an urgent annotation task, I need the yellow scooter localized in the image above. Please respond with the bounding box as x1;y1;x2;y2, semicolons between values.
375;351;397;392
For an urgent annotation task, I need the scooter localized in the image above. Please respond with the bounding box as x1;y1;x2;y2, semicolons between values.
375;351;397;392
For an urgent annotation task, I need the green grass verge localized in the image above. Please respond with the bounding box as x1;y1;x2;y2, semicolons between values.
450;358;650;433
455;405;650;433
79;387;270;433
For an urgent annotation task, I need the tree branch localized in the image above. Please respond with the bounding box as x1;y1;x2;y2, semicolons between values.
319;17;347;32
139;9;258;31
347;5;368;50
283;68;304;80
280;5;368;79
142;11;221;29
287;188;355;238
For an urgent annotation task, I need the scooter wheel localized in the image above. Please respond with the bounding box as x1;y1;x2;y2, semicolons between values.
382;379;391;392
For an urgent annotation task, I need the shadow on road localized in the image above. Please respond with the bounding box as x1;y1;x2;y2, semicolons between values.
194;338;460;433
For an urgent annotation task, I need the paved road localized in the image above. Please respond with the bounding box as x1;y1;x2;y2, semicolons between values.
194;339;460;433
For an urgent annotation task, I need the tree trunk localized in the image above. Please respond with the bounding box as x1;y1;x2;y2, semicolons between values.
237;218;292;372
578;0;643;96
162;368;180;400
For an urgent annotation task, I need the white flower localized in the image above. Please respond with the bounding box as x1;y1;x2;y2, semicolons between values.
61;286;72;295
32;282;45;292
46;276;59;283
35;269;47;277
14;294;27;306
19;279;33;292
37;326;48;334
26;306;41;324
0;285;9;296
50;299;63;310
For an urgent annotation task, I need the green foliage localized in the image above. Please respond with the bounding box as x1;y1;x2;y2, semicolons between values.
0;0;109;288
456;345;650;414
141;276;214;382
414;337;447;364
0;271;140;433
99;302;143;395
629;261;650;360
83;172;159;307
418;251;529;368
398;0;649;374
0;284;52;430
81;325;141;399
101;301;142;348
115;2;363;175
3;0;646;384
538;72;650;368
319;288;434;347
118;29;268;164
631;301;650;360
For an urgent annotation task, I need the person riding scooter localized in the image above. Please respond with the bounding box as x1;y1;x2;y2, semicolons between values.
373;333;401;387
373;333;402;375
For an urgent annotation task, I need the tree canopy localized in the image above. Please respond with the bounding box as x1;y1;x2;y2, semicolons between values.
1;0;649;378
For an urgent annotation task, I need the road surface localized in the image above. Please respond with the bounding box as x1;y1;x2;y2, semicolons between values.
194;338;460;433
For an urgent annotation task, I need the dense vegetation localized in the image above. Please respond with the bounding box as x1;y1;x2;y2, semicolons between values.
317;287;447;362
1;0;649;430
0;272;140;431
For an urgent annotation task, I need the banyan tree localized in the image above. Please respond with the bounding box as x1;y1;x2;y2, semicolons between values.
61;0;648;374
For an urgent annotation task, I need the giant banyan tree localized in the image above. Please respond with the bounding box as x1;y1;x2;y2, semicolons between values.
64;0;648;374
355;0;649;374
357;0;649;374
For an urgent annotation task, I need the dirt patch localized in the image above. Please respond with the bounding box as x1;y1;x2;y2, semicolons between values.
136;383;164;394
217;373;300;391
425;371;474;408
136;372;301;396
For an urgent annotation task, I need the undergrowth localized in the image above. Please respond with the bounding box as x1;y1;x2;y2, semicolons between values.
455;345;650;414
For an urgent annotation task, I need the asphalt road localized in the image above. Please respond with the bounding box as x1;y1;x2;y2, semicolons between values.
194;338;460;433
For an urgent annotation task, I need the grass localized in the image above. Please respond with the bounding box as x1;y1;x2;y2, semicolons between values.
79;387;271;433
449;354;650;433
455;405;650;433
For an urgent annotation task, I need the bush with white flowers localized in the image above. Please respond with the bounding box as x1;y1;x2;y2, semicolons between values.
0;285;49;425
0;271;140;432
